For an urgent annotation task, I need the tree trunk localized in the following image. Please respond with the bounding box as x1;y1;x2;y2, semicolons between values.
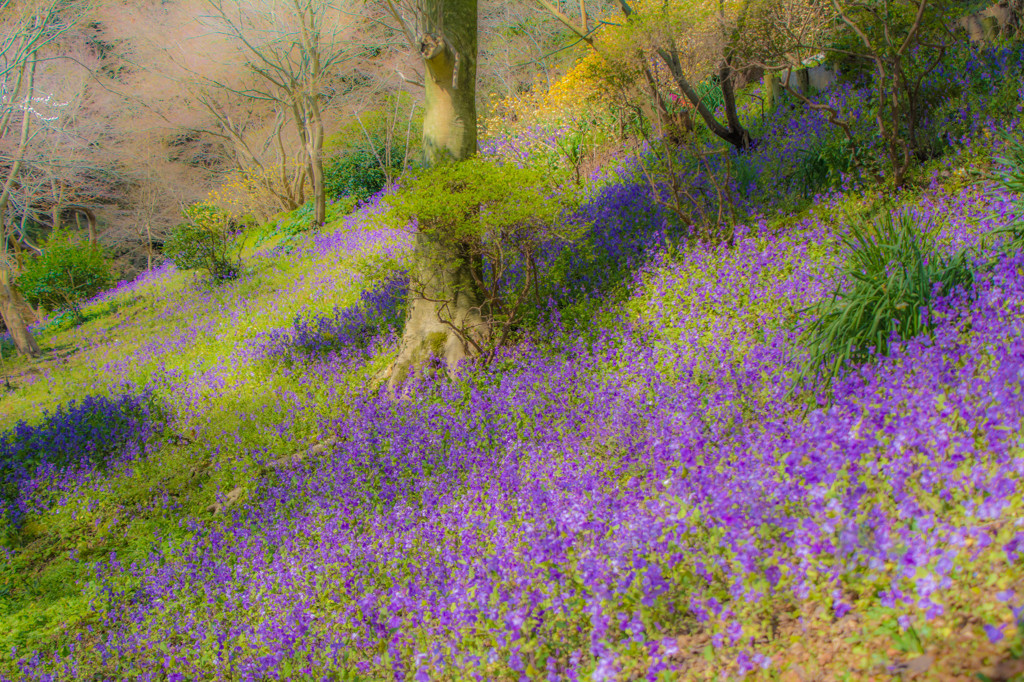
145;219;154;271
764;72;782;111
656;44;754;151
0;53;41;358
389;0;482;390
306;96;327;227
0;260;40;358
719;58;753;150
639;57;691;145
69;205;98;245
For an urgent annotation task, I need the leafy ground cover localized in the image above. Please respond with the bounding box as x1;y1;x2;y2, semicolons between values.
2;44;1024;682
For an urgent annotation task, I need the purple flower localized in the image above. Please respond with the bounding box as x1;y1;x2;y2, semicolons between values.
984;623;1006;644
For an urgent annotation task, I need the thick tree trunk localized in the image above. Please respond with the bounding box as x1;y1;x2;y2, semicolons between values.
389;232;486;386
389;0;481;390
0;262;40;358
418;1;478;165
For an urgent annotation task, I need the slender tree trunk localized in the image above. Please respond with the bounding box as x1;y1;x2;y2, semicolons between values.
306;97;326;227
389;0;482;390
639;56;691;144
294;5;327;228
656;44;754;151
69;205;98;245
145;219;154;271
719;58;752;150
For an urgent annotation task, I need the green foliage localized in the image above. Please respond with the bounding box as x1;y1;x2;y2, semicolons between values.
800;211;975;389
732;154;758;194
990;130;1024;251
553;118;592;185
325;96;420;200
253;197;359;249
163;203;240;281
822;0;960;184
14;232;112;321
386;157;582;355
994;130;1024;194
324;148;399;200
0;335;14;362
793;135;862;198
692;77;724;113
386;157;574;243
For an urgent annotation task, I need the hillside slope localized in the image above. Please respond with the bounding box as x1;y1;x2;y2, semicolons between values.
3;49;1024;682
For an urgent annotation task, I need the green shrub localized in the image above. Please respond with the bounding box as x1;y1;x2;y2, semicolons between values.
793;135;861;198
324;94;420;200
385;157;582;355
163;203;239;281
799;211;975;389
253;197;360;248
0;334;14;362
324;149;398;200
14;231;112;321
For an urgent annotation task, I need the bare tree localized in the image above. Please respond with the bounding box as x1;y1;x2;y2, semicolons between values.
190;0;365;227
0;0;82;357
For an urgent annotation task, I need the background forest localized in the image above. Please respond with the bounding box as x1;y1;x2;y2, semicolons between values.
2;0;1024;679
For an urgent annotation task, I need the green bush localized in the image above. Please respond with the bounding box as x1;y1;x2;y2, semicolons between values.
14;231;112;321
385;157;582;354
252;197;360;248
325;148;397;199
324;94;421;200
793;135;861;198
163;203;239;281
799;211;975;389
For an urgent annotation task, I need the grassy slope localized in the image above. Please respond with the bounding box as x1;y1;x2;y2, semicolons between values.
0;210;405;655
1;95;1024;681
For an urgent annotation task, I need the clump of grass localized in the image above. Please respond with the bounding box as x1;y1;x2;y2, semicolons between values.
799;210;975;389
991;130;1024;251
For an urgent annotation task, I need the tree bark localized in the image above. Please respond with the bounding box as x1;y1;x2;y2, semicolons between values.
418;2;478;164
304;96;327;227
0;257;40;358
0;53;41;357
145;219;154;271
656;44;754;151
389;0;482;390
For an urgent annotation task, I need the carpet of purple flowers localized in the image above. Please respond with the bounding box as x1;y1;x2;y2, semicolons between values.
2;46;1024;682
0;391;164;530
